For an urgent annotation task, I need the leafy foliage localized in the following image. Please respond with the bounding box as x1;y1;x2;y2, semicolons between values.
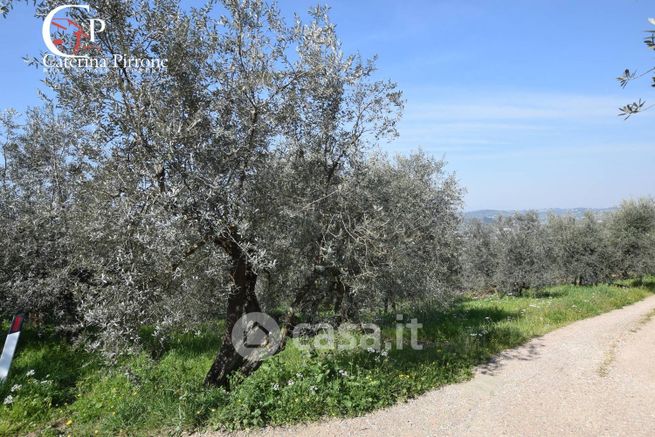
0;1;463;381
461;200;655;294
1;280;652;434
617;18;655;117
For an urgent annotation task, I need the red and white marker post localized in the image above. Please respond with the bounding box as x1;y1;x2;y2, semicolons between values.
0;314;25;383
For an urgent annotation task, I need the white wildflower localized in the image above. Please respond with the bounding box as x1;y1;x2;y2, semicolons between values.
26;369;35;377
10;384;21;392
271;383;280;391
287;379;295;386
3;395;13;405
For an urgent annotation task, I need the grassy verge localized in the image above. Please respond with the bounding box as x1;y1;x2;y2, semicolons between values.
1;279;653;435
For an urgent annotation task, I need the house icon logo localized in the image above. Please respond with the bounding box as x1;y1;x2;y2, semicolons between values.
231;312;281;361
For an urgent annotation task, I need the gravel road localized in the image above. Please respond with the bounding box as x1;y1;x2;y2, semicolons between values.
205;294;655;437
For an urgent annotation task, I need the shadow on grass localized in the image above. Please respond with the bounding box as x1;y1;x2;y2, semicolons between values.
331;301;541;386
139;321;224;359
524;288;567;298
0;327;100;406
629;277;655;293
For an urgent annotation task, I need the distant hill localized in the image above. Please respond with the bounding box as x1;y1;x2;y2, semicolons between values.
463;207;617;223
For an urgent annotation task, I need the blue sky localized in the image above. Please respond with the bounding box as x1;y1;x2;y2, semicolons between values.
1;0;653;210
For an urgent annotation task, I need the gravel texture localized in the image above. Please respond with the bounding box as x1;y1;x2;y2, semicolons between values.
203;295;655;437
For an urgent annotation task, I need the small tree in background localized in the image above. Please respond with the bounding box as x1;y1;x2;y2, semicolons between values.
607;199;655;280
545;212;612;286
493;212;550;295
461;219;497;292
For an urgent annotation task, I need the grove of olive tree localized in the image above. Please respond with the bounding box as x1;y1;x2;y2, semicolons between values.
460;200;655;295
1;0;464;386
2;0;654;390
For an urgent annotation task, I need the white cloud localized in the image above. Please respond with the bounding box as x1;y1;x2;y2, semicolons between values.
388;87;654;156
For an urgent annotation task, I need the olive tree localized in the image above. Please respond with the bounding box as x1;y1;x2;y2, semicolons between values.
461;218;498;292
493;212;550;294
27;0;407;386
0;106;94;328
607;199;655;280
545;212;612;286
252;151;463;324
326;152;463;315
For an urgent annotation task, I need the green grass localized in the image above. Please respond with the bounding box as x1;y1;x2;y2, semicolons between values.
1;279;653;435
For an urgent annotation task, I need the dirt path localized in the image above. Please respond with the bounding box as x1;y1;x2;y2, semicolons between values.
208;295;655;437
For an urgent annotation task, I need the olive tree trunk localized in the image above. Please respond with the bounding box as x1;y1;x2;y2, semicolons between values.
204;234;262;387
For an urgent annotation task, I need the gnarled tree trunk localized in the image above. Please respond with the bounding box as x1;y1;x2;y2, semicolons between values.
204;233;262;388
